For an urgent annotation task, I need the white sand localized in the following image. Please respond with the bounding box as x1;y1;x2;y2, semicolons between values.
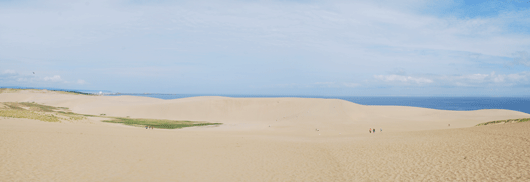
1;90;530;181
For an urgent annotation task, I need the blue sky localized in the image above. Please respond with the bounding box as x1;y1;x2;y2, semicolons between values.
1;0;530;96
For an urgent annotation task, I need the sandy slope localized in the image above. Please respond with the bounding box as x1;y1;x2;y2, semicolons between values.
2;118;530;181
1;91;530;181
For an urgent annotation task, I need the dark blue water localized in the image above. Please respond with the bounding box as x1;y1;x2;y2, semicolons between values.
107;94;530;114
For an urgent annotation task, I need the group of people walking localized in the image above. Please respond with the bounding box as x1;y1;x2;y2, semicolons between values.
369;128;382;133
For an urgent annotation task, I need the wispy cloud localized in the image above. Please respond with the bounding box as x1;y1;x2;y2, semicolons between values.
375;71;530;87
374;75;433;84
444;71;530;87
314;82;360;88
1;1;528;56
1;69;34;83
43;75;61;82
3;70;16;74
0;70;85;85
0;0;529;95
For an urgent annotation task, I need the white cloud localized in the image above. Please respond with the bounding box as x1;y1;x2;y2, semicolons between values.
375;71;530;87
313;82;360;88
342;83;360;88
0;69;33;82
43;75;61;82
3;70;16;74
314;82;335;85
0;70;85;85
445;71;530;86
374;75;433;84
0;1;529;95
1;0;529;58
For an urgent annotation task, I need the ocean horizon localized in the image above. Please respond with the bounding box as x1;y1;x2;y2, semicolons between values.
3;87;529;114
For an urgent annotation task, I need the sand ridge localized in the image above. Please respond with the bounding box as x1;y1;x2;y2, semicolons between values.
1;92;528;134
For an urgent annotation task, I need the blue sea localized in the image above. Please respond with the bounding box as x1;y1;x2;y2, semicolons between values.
107;94;530;114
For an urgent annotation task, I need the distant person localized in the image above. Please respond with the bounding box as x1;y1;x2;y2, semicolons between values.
369;128;371;133
380;128;382;132
373;128;375;133
146;126;148;129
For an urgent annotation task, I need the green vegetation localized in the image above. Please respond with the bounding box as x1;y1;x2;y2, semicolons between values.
0;88;19;93
0;102;85;122
0;107;60;122
476;118;530;126
0;88;93;95
102;117;222;129
16;102;58;112
1;101;221;129
56;90;93;95
57;111;86;120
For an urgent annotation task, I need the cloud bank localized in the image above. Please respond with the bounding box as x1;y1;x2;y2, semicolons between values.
375;71;530;87
0;0;529;96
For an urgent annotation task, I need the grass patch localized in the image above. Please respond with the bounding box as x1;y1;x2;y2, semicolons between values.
16;102;57;112
57;111;86;120
102;117;221;129
0;109;60;122
1;101;220;129
0;88;23;93
476;118;530;126
1;102;85;122
53;90;93;95
0;88;94;95
5;103;24;110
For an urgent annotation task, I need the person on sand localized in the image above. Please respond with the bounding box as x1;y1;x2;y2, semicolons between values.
146;126;148;129
369;128;371;133
373;128;375;133
380;128;382;132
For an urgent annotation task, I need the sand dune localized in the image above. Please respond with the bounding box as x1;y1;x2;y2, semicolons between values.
1;91;528;133
1;90;530;181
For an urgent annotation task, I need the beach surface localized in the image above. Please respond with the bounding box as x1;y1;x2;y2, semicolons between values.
1;90;530;181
